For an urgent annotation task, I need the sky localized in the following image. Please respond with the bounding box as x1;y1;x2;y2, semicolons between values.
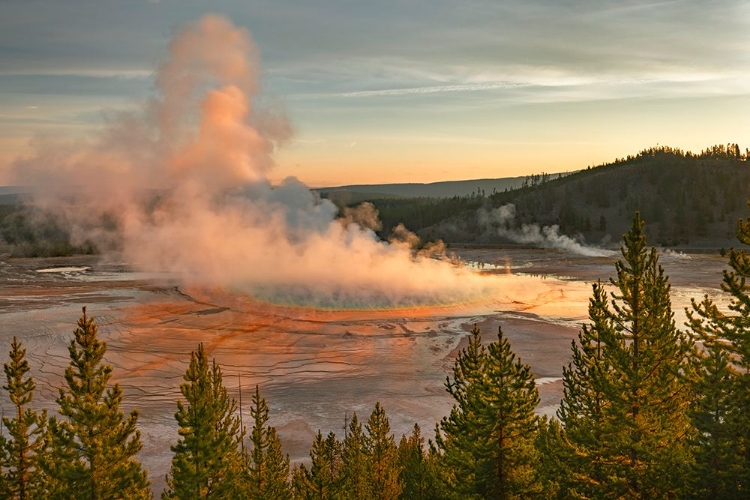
0;0;748;187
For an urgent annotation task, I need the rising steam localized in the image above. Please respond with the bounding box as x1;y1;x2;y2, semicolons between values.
8;15;506;308
478;204;614;257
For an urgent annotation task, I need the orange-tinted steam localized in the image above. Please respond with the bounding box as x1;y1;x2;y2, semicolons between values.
9;14;513;308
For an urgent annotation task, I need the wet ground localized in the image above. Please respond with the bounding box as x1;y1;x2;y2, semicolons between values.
0;248;729;491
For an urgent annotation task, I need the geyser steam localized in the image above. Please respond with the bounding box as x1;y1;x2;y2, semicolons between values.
478;204;614;257
9;15;504;308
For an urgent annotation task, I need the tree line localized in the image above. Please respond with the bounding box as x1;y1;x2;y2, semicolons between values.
360;143;750;246
1;210;750;498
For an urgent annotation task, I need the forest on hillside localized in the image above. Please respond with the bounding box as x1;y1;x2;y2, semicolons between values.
365;144;750;247
1;211;750;498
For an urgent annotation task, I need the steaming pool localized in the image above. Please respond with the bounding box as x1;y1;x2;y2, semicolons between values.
0;248;729;491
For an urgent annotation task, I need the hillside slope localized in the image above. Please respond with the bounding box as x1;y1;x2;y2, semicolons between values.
365;145;750;248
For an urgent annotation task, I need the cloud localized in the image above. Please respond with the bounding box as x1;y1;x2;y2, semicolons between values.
340;82;528;98
334;69;744;103
0;69;153;78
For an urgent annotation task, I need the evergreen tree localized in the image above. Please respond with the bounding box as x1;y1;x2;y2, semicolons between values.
557;283;615;499
0;434;6;499
340;412;369;499
609;213;694;497
435;325;540;499
44;307;151;499
686;208;750;494
559;214;694;498
397;423;436;500
2;337;47;500
292;431;341;500
718;210;750;491
687;297;740;498
434;324;485;499
364;403;402;500
163;343;244;499
246;385;291;500
533;416;573;500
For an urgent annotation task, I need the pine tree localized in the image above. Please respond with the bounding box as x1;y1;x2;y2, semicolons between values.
609;213;693;497
434;324;485;498
163;343;244;499
364;403;402;500
292;431;341;499
687;297;740;498
422;439;454;500
435;325;540;499
246;385;291;499
397;423;436;500
718;210;750;490
262;429;290;498
0;434;7;499
533;416;573;500
2;337;48;499
557;282;616;499
340;412;370;499
559;214;694;498
44;307;151;499
686;207;750;494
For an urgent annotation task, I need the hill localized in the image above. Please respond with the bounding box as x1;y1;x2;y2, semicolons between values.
353;144;750;249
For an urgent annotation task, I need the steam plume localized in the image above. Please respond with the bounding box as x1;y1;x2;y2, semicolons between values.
8;14;506;308
478;204;614;257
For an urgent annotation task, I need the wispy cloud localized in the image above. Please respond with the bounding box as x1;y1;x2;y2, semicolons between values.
585;0;690;19
340;82;529;97
0;68;152;79
335;71;744;101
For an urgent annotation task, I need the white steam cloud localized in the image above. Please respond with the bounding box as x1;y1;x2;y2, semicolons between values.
478;204;614;257
9;15;505;308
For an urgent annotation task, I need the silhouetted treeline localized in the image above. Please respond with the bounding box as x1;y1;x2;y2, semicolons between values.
0;205;97;257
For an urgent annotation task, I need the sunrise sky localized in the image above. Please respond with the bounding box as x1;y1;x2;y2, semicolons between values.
0;0;748;187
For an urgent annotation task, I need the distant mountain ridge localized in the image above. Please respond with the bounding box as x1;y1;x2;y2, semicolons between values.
316;176;531;200
0;186;31;205
338;144;750;249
